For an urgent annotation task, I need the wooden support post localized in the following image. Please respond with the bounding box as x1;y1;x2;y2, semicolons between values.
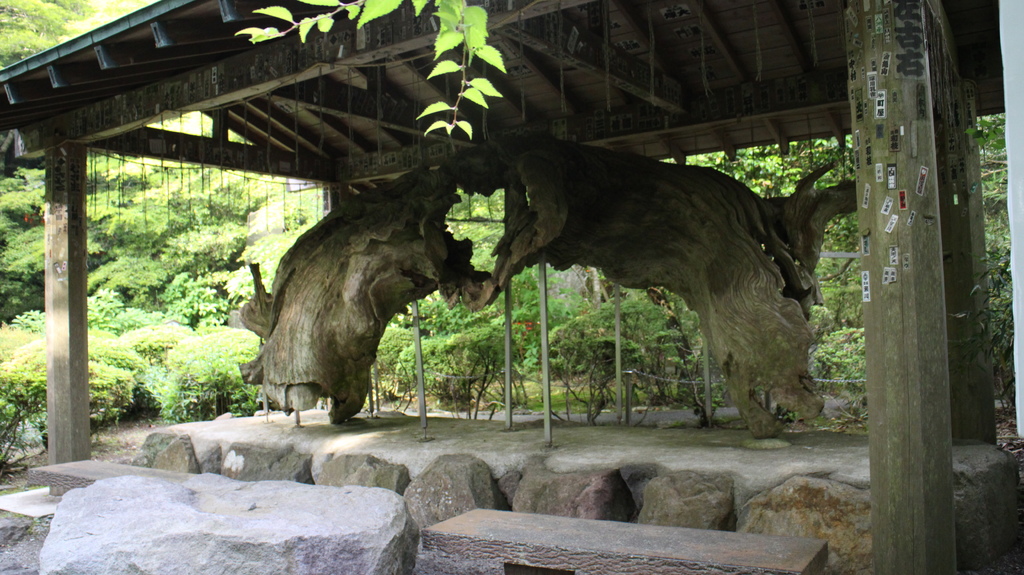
846;2;956;573
938;81;996;444
538;253;552;447
504;287;514;431
45;142;90;465
412;300;429;440
614;284;623;425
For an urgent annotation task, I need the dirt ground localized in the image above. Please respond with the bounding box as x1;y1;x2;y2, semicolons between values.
0;414;1021;574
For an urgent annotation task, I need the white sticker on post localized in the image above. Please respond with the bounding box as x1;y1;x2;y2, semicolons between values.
862;183;872;209
861;234;871;256
875;163;884;182
888;245;899;266
861;271;871;302
885;213;899;233
882;267;898;285
881;196;894;215
907;210;917;226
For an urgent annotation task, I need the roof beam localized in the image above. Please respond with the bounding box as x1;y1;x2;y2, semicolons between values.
764;0;812;73
695;2;749;83
97;126;334;180
17;0;591;155
608;0;670;72
343;68;851;182
93;38;249;70
498;12;686;114
501;41;581;115
763;119;789;155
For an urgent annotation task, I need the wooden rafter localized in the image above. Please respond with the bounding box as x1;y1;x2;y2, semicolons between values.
695;2;749;83
764;0;812;73
498;12;686;114
608;0;670;72
763;118;790;154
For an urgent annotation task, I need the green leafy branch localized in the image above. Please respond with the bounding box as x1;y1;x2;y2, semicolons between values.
237;0;507;139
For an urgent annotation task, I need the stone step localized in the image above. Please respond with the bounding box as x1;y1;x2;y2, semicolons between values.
28;461;196;496
418;509;828;575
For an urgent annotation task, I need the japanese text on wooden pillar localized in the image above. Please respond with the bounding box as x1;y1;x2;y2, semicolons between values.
846;0;957;573
45;143;90;465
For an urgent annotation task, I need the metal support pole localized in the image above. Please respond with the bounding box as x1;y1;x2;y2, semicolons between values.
538;253;552;447
703;337;713;424
625;371;632;426
295;409;301;427
367;365;375;416
504;286;514;430
614;284;623;425
263;381;269;423
372;362;380;417
412;300;429;440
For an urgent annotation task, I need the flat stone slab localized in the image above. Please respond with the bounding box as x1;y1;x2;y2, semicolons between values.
166;411;872;504
28;461;195;496
417;509;827;575
0;488;59;517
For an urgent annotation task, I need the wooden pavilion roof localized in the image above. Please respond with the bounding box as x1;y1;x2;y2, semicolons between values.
0;0;1003;186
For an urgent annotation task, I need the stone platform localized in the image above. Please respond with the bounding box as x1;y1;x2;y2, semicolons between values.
134;411;1019;575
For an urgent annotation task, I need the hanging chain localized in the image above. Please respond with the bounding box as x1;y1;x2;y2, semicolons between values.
518;10;527;122
698;0;711;96
753;2;763;81
808;0;818;68
603;0;611;112
647;0;655;105
557;0;566;114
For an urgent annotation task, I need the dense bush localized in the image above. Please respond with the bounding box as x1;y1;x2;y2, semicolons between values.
155;328;261;422
0;326;38;364
0;336;146;430
812;327;866;401
119;323;195;365
376;328;414;402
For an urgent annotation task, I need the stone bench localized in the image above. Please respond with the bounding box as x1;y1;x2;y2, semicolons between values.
28;460;195;496
418;509;828;575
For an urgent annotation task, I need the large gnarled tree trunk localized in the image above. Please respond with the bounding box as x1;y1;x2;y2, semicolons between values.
240;137;854;438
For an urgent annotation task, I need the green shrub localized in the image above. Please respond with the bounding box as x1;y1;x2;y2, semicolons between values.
159;329;261;422
9;310;44;334
0;326;39;364
119;324;195;365
812;327;866;401
376;327;414;402
0;336;145;429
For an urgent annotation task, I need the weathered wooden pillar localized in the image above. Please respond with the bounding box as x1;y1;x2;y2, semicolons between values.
938;80;996;444
45;142;90;464
846;1;956;572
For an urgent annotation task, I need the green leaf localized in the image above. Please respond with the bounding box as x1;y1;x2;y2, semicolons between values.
455;120;473;139
235;27;270;41
465;26;488;50
462;87;488;108
428;60;462;79
474;45;506;72
298;19;316;42
358;0;403;28
297;0;341;5
417;101;453;119
344;5;360;19
468;78;501;97
425;120;450;134
253;6;294;22
317;17;335;32
412;0;430;16
434;30;464;57
463;6;488;30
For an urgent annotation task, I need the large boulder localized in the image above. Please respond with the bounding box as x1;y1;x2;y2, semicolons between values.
512;466;635;522
637;471;734;530
316;454;410;495
404;454;507;528
221;443;312;483
738;476;871;575
39;474;417;575
952;442;1021;570
132;431;200;474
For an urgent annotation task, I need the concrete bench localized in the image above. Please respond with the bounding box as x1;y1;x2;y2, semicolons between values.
28;460;195;496
418;509;827;575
